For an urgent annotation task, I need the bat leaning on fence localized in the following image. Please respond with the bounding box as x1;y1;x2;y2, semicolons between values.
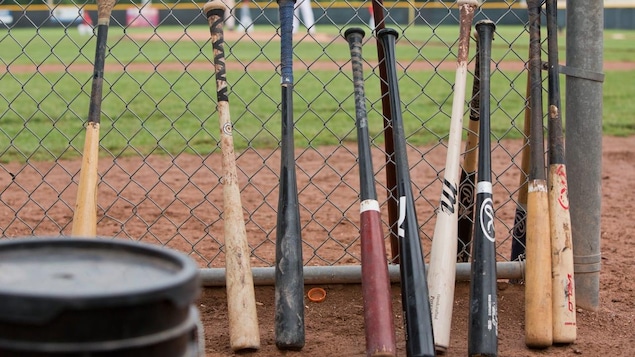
525;0;554;348
457;28;481;263
427;0;479;353
545;0;577;344
274;0;305;351
509;76;531;268
71;0;117;237
468;19;499;357
345;27;397;357
377;27;436;357
203;0;260;351
371;0;399;262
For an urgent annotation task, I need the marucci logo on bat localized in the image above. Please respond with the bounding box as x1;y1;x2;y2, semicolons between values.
398;196;406;238
440;179;458;214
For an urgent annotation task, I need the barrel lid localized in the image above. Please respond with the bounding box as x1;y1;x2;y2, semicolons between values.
0;237;200;324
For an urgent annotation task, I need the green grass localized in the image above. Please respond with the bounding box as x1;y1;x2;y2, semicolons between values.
0;25;632;162
3;25;634;66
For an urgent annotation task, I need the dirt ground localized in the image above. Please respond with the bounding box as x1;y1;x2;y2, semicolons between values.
196;136;635;357
1;136;631;356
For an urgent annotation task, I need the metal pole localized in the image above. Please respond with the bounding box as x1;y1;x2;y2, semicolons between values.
565;0;604;311
199;261;525;286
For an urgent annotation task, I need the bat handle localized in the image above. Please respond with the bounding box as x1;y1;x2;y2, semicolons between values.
278;0;295;85
204;0;229;103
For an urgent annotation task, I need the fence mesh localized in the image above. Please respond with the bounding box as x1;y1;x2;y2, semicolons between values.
0;0;539;269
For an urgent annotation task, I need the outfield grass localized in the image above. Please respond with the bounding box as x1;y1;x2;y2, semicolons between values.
0;25;632;162
3;25;634;65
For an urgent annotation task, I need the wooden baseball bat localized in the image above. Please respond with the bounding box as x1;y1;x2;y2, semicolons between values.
457;29;481;263
427;1;478;352
204;1;260;351
525;0;554;348
345;27;397;357
371;0;399;262
377;27;436;357
545;0;576;343
71;0;116;237
468;20;499;357
274;0;305;350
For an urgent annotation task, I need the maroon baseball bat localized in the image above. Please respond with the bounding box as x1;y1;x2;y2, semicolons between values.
345;27;397;357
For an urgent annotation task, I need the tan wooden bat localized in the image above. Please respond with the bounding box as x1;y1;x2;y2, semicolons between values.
204;0;260;351
545;0;576;343
71;0;116;237
525;0;553;348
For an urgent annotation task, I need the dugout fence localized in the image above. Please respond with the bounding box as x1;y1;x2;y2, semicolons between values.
0;0;601;295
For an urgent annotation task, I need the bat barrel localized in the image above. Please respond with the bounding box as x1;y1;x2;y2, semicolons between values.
377;28;436;357
345;27;397;357
468;19;498;357
274;0;305;350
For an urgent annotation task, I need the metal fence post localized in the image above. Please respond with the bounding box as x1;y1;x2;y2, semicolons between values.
565;0;604;311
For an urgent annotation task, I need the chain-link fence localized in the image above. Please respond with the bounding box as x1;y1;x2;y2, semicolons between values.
1;0;547;272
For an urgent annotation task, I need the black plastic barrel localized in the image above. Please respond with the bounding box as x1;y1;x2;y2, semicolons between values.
0;237;202;357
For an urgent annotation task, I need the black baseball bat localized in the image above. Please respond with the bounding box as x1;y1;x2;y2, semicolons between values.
274;0;304;351
377;27;436;357
345;27;397;357
468;19;499;357
457;30;481;263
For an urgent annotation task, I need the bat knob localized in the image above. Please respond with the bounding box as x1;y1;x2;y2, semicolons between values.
344;27;366;40
377;28;399;40
203;0;226;15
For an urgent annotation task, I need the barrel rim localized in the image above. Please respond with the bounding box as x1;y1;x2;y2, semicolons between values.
0;237;200;324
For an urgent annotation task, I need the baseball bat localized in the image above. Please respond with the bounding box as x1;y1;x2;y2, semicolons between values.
371;0;399;262
525;0;554;348
71;0;116;237
274;0;305;350
377;28;436;357
468;20;499;357
545;0;576;343
457;29;481;263
509;76;531;266
427;1;479;352
345;27;397;357
204;1;260;351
